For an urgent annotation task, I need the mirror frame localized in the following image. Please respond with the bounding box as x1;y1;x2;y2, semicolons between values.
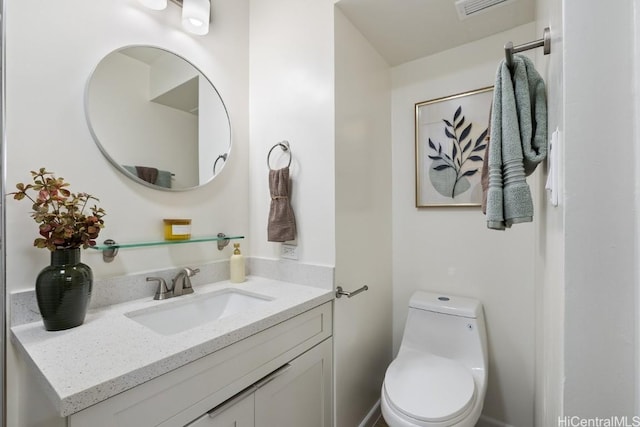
84;44;232;192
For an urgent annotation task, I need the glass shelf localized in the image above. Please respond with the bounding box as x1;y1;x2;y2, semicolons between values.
89;234;244;262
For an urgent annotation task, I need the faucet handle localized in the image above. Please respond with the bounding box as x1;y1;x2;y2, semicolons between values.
182;267;200;295
147;277;172;300
185;267;200;277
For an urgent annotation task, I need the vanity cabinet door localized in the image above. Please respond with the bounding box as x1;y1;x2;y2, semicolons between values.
254;338;332;427
187;390;255;427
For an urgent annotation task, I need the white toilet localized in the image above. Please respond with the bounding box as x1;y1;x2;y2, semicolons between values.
381;291;488;427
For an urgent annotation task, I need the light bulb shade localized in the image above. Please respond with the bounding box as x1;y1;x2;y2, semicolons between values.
182;0;210;35
139;0;167;10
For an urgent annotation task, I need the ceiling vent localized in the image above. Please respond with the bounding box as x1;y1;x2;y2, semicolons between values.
455;0;516;20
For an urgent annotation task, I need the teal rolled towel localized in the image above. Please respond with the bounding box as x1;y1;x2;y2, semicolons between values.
516;56;548;175
486;54;547;230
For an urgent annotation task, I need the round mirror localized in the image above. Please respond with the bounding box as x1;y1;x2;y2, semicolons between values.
85;45;231;191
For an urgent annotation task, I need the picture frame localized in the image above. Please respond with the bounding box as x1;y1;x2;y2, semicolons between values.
415;86;493;207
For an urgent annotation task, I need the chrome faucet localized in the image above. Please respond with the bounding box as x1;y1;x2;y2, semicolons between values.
147;277;172;300
171;267;200;297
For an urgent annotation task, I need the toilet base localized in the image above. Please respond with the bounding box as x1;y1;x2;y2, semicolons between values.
380;383;482;427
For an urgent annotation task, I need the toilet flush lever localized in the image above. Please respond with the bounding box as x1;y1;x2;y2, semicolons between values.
335;285;369;299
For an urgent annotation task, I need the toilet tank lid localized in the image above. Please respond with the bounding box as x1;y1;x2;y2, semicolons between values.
409;291;482;319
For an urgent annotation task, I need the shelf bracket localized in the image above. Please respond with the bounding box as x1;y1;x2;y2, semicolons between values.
217;233;230;251
102;239;119;263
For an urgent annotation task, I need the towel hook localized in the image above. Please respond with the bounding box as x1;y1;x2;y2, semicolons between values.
267;140;292;170
504;27;551;69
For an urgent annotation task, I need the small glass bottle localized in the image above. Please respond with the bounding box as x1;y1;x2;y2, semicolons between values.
230;243;245;283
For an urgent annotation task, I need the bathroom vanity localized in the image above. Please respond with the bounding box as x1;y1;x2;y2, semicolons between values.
11;277;334;426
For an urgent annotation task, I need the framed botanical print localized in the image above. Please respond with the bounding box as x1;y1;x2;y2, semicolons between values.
415;86;493;207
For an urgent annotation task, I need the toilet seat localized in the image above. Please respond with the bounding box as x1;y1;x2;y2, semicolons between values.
384;350;476;423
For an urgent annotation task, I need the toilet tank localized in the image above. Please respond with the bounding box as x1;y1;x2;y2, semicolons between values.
399;291;488;371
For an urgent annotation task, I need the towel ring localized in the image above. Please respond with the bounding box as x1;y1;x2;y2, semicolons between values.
213;153;228;175
267;140;292;170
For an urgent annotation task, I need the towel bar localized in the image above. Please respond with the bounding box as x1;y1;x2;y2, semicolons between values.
504;27;551;68
335;285;369;299
267;140;292;170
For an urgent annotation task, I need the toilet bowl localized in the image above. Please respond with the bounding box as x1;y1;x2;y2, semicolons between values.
381;291;488;427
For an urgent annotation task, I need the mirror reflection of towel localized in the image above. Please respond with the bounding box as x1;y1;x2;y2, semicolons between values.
155;170;172;189
135;166;158;185
122;165;172;188
268;167;296;242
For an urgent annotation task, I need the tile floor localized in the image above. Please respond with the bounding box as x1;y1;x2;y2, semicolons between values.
373;416;389;427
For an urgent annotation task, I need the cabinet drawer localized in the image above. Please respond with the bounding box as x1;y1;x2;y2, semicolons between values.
68;302;332;427
187;389;255;427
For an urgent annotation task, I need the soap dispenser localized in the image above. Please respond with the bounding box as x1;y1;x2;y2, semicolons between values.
230;243;246;283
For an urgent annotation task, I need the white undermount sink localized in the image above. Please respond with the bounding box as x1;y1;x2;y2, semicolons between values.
125;288;274;335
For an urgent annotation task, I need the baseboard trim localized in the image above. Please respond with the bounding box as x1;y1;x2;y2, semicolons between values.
477;415;516;427
356;403;514;427
358;399;382;427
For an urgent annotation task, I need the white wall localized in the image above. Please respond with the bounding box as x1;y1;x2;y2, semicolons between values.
532;0;640;421
5;0;249;425
248;0;335;266
334;8;392;427
562;0;637;417
636;0;640;415
391;23;538;427
533;0;564;424
199;74;232;183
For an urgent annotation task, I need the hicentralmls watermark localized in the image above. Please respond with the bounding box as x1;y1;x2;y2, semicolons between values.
558;416;640;427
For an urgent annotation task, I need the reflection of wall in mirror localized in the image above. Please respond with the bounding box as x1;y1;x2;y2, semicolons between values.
199;75;231;181
88;51;199;188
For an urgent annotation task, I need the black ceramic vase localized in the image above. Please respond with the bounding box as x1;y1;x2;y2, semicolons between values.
35;248;93;331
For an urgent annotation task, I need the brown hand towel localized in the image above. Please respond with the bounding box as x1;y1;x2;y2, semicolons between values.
135;166;158;185
268;167;297;242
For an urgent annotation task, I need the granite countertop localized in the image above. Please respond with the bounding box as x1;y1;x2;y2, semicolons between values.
10;277;334;417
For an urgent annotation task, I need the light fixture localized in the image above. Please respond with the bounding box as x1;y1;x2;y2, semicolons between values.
140;0;211;36
181;0;211;35
139;0;167;11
